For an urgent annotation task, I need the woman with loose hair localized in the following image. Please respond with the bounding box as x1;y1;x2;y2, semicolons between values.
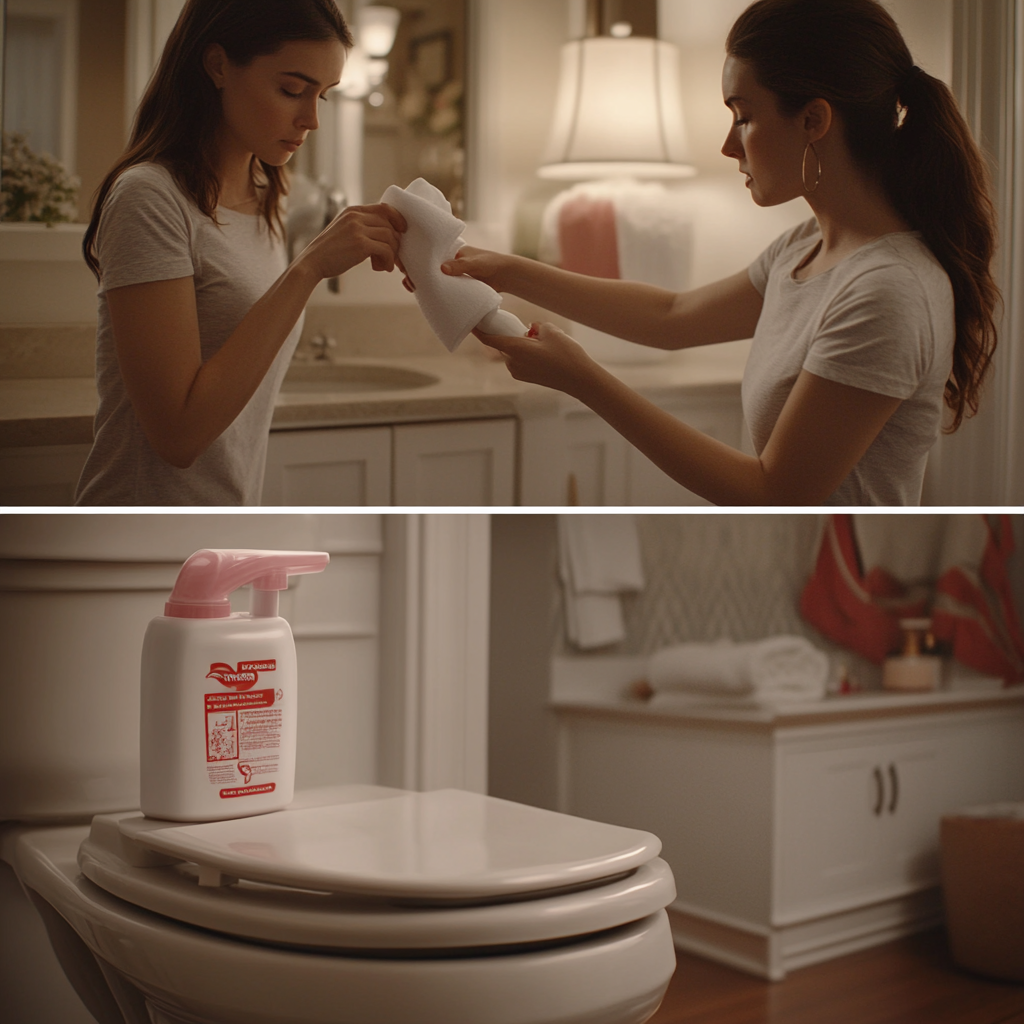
76;0;406;505
443;0;998;505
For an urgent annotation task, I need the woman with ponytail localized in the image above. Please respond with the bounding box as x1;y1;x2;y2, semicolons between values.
443;0;998;505
75;0;406;505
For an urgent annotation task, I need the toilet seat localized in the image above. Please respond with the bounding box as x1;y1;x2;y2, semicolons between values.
78;786;675;953
12;823;676;1024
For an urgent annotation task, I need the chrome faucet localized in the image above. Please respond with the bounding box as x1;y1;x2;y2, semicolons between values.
309;333;338;361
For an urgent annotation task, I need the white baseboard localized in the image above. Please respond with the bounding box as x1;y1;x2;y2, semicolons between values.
667;888;944;981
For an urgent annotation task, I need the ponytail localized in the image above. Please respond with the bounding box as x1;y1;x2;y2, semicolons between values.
884;68;998;429
727;0;999;431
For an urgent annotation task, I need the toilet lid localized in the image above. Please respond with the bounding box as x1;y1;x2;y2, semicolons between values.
78;787;674;951
115;787;660;900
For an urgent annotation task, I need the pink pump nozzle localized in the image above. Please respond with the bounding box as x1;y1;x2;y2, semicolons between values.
165;549;330;619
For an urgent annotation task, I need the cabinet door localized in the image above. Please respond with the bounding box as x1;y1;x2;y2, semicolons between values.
0;444;92;506
778;733;942;920
564;412;627;506
875;741;945;890
262;427;391;505
779;742;886;917
393;418;516;506
627;393;743;506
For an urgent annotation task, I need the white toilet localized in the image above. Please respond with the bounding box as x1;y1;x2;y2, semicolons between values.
0;516;678;1024
5;785;676;1024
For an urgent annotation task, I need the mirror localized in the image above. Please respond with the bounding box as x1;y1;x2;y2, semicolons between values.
1;0;468;225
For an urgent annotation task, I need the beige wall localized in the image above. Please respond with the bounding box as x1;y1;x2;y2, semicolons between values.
75;0;128;222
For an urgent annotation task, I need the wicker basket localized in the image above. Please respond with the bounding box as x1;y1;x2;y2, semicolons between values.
941;803;1024;982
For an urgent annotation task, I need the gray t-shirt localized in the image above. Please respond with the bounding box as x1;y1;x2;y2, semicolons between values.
75;162;302;505
743;219;954;505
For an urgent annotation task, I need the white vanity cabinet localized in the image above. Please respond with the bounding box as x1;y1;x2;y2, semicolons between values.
392;418;516;506
263;417;516;506
553;693;1024;980
262;426;392;505
0;443;91;505
522;386;746;506
777;726;953;923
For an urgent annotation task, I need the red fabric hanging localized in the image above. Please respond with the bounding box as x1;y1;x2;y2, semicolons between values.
800;514;1024;684
932;515;1024;683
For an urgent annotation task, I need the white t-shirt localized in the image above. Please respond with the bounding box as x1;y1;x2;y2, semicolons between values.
75;162;302;506
743;219;954;506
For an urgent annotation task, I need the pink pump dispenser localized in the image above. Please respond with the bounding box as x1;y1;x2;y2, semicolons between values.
140;549;329;822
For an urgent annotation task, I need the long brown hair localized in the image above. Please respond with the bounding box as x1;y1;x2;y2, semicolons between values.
727;0;999;431
83;0;352;279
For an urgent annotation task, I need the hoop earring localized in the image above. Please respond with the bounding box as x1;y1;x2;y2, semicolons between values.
802;141;821;193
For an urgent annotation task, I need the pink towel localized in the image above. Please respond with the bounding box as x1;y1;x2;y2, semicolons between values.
558;196;620;279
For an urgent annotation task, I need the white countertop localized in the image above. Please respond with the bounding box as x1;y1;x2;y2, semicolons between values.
0;342;749;448
548;652;1024;729
551;686;1024;730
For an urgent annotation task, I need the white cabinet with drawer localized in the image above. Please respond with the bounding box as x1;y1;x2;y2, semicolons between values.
0;443;91;506
524;386;747;506
777;730;947;921
264;417;516;506
554;695;1024;980
262;426;392;505
393;418;516;506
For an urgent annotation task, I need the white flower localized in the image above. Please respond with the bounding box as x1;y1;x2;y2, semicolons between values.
428;106;460;136
1;132;81;225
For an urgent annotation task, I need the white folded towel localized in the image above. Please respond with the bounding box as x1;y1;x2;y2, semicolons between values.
647;635;829;702
559;515;645;650
538;180;693;291
381;178;527;350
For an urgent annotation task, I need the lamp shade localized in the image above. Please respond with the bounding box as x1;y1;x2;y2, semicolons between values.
539;37;695;180
357;5;401;58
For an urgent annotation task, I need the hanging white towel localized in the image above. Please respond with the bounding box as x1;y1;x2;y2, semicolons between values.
381;178;527;350
646;635;829;703
559;515;645;650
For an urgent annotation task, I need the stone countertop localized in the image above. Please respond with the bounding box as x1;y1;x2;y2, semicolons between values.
550;685;1024;731
0;341;750;449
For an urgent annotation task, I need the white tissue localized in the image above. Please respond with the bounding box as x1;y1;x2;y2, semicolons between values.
381;178;528;350
477;308;529;337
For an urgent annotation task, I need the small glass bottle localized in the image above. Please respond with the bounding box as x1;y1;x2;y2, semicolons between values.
882;617;941;692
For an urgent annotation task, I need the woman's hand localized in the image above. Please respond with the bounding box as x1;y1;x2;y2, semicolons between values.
476;321;598;397
300;203;407;280
401;244;517;295
441;246;517;292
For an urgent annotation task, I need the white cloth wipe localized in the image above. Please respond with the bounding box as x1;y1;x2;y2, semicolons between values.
381;178;527;351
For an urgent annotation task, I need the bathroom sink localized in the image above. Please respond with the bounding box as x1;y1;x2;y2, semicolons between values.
280;362;438;394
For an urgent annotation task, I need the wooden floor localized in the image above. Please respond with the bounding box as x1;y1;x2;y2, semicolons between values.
649;930;1024;1024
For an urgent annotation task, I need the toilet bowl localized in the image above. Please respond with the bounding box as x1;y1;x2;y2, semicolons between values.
0;517;676;1023
6;784;677;1024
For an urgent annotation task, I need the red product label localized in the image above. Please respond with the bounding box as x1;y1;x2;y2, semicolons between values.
204;686;283;800
206;659;277;691
220;783;276;799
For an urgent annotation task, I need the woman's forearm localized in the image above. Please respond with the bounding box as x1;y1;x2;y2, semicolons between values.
151;202;406;466
119;259;320;469
458;253;761;351
183;259;319;447
499;256;685;348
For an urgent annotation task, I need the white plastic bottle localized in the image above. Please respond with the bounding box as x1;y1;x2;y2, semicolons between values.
140;548;329;822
